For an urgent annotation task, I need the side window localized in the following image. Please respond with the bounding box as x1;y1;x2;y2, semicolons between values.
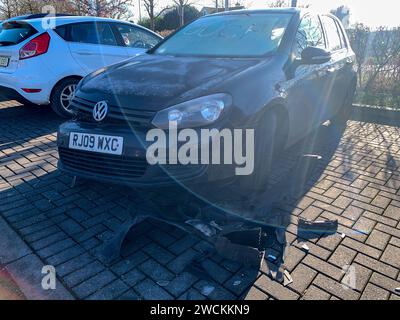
321;16;342;51
115;24;160;49
54;25;67;40
294;15;325;59
69;22;117;46
334;19;347;48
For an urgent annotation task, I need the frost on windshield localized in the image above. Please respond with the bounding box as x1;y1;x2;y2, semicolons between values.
155;13;292;58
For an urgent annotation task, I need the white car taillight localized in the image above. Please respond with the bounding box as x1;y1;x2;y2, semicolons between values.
19;32;50;60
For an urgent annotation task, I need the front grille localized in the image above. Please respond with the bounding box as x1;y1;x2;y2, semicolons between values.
70;96;156;126
59;147;148;180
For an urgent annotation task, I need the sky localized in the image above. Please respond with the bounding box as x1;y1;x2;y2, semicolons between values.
133;0;399;29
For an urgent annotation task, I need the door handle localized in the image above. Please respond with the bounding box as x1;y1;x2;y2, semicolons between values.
76;51;92;56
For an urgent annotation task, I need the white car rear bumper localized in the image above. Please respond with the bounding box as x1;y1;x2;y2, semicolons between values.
0;57;55;105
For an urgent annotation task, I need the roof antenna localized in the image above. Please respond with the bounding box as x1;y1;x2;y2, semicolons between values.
291;0;298;7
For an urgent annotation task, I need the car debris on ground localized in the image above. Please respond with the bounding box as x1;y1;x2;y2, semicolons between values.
298;217;338;235
185;220;217;237
301;243;310;252
156;281;170;287
95;150;341;288
267;254;277;262
201;285;215;296
283;270;293;287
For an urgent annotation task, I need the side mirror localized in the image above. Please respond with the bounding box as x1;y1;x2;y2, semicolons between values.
301;46;332;65
285;46;332;79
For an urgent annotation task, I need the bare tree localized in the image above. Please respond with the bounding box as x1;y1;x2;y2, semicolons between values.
210;0;228;10
330;5;350;28
266;0;309;8
1;0;80;18
366;27;400;90
2;0;134;19
142;0;169;31
348;25;400;108
69;0;92;15
18;0;41;13
172;0;193;27
0;0;19;18
348;23;370;88
87;0;132;19
266;0;288;7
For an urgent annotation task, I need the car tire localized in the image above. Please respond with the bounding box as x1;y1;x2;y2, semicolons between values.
240;110;279;193
50;78;79;118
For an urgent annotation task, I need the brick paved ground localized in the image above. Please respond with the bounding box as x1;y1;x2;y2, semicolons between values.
0;100;400;300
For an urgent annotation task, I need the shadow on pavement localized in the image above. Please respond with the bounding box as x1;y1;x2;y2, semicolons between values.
0;101;61;150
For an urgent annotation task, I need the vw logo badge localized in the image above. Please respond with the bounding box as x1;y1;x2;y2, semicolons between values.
93;101;108;122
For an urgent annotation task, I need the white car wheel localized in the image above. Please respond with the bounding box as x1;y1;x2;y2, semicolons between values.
60;84;77;112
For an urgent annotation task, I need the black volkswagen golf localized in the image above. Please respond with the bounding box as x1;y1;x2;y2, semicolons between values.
57;8;357;193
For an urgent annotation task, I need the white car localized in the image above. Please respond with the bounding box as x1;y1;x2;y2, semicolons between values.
0;16;162;117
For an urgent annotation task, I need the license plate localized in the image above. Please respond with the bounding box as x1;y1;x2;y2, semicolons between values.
69;132;123;155
0;56;9;67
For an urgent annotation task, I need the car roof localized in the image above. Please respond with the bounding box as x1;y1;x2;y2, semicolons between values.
15;16;162;39
20;16;130;25
6;13;75;21
16;16;141;30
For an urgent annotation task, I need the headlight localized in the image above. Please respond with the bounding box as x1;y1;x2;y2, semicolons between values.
152;93;232;129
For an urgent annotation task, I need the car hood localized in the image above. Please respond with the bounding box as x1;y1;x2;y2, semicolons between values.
78;54;263;111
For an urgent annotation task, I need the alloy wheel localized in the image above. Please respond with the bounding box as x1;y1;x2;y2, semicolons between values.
60;84;77;112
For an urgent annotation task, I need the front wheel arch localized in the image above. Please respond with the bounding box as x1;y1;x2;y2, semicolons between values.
49;76;83;118
261;102;289;153
50;75;83;101
239;104;289;193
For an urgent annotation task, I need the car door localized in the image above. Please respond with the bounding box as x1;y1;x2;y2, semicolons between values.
320;15;349;118
67;21;129;73
111;23;161;57
285;14;330;143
